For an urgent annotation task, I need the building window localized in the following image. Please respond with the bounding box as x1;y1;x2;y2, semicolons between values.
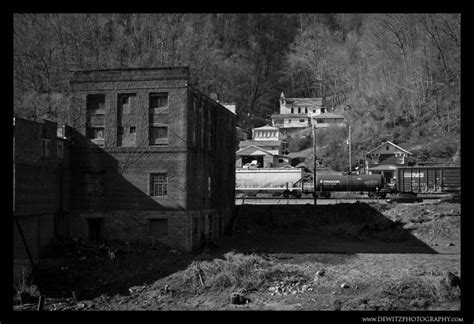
86;128;104;140
298;108;301;114
85;172;104;196
87;94;105;114
193;217;199;235
278;159;284;163
150;173;168;197
57;141;64;159
149;93;169;145
396;154;405;164
288;119;292;124
192;98;198;145
313;110;316;113
305;107;308;113
299;119;306;123
149;219;168;237
316;119;324;123
371;154;380;165
291;108;294;114
86;94;105;142
386;146;389;150
41;138;51;157
118;94;135;115
208;176;212;197
130;127;136;134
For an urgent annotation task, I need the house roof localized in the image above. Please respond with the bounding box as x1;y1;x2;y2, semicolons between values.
366;141;412;155
369;165;399;171
311;112;345;119
271;114;309;118
252;124;280;130
283;98;323;107
239;140;283;147
236;145;275;156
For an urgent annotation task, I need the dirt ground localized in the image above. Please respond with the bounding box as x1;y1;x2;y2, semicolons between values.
13;201;461;311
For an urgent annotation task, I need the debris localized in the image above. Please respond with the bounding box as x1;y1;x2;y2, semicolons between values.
316;269;325;277
128;285;146;294
37;295;45;311
230;292;250;305
443;272;461;288
341;283;349;289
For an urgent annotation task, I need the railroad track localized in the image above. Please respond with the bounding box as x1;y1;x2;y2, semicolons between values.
235;195;450;205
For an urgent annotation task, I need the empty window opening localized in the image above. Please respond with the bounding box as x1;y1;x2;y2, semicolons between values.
149;93;169;145
86;95;105;142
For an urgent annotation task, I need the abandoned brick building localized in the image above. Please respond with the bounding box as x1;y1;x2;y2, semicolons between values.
68;67;236;251
13;117;71;275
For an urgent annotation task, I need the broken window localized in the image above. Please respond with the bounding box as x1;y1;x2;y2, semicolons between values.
86;128;104;140
86;94;105;143
150;173;168;197
149;93;169;145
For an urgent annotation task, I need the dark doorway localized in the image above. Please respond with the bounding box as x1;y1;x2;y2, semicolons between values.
88;218;104;242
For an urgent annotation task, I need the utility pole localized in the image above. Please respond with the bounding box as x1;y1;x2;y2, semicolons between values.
348;124;352;174
312;122;317;205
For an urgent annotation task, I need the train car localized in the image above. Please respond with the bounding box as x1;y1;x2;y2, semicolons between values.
293;173;385;198
235;167;303;196
395;166;461;194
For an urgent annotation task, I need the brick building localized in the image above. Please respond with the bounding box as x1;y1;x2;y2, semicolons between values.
13;117;71;276
68;67;236;251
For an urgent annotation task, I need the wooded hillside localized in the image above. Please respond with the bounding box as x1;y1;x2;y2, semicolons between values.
13;13;460;168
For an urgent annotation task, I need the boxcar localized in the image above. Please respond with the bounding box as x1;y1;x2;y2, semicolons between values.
395;166;461;194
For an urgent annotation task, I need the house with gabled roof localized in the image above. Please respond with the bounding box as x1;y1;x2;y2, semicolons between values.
235;145;291;168
271;92;324;132
365;141;412;183
238;124;288;155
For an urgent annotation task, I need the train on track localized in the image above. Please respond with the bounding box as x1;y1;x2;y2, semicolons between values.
236;166;460;199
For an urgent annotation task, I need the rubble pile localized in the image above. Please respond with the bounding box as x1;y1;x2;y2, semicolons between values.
267;279;314;296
